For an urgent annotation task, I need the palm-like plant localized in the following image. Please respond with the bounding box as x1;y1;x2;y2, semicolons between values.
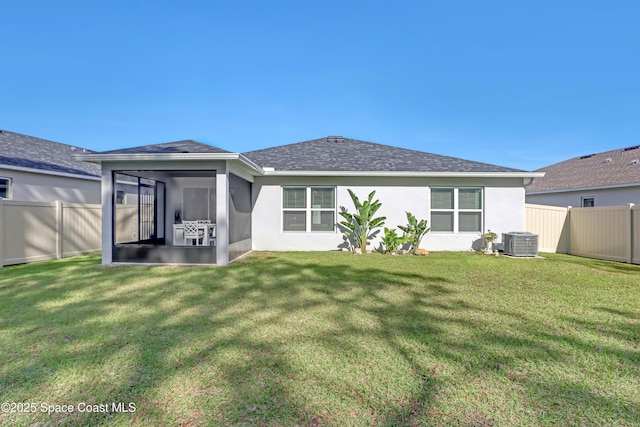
339;189;386;253
398;211;431;252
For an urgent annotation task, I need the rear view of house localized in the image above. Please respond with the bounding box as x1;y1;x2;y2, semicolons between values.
79;136;543;265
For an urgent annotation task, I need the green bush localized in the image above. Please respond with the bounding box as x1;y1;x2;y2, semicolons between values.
380;227;407;254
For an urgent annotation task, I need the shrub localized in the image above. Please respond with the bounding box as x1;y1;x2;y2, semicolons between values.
380;227;407;254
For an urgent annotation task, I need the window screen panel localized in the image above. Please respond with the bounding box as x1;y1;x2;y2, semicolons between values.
283;187;306;209
311;187;335;209
459;188;482;209
311;211;334;232
431;188;454;209
431;212;454;232
459;212;481;232
283;211;306;231
183;188;209;221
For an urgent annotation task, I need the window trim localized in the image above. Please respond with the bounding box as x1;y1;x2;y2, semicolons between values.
0;177;11;199
282;186;336;233
430;187;483;233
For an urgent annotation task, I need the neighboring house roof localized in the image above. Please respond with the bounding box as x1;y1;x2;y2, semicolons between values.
0;130;100;178
526;145;640;193
243;136;524;173
98;140;232;155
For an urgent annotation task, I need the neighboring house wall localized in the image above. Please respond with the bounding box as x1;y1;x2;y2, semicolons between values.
526;185;640;208
252;176;525;252
0;168;101;203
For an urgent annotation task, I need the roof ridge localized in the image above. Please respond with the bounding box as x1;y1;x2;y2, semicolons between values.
245;135;488;160
243;135;523;173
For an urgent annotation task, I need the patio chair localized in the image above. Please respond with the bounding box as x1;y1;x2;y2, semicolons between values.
183;221;206;246
198;220;215;245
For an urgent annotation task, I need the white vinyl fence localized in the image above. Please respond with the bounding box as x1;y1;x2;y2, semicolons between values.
524;204;569;253
525;203;639;264
633;206;640;265
0;200;102;267
114;204;140;244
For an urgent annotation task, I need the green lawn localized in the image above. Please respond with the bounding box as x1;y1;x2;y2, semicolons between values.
0;252;638;426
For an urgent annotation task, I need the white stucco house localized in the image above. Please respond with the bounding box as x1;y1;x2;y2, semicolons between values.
0;130;101;203
526;145;640;207
78;136;543;265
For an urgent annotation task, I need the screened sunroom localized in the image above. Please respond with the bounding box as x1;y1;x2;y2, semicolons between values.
78;141;259;265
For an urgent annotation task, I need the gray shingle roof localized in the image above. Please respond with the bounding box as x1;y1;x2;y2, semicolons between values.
526;145;640;193
0;130;100;177
243;136;523;172
98;140;232;155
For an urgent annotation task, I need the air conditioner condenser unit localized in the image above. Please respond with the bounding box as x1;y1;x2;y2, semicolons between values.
502;232;539;257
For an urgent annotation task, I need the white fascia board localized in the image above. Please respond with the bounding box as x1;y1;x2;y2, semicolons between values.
527;181;640;194
262;170;545;178
0;164;101;181
75;153;265;175
237;154;265;174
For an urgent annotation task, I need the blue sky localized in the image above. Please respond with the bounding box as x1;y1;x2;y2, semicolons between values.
2;1;639;171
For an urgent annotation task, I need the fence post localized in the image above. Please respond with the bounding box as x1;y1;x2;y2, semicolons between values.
566;206;572;255
0;198;4;268
628;203;635;264
56;200;63;259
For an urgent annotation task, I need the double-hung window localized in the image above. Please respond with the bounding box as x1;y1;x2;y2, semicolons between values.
430;187;482;232
282;186;336;232
0;177;11;199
